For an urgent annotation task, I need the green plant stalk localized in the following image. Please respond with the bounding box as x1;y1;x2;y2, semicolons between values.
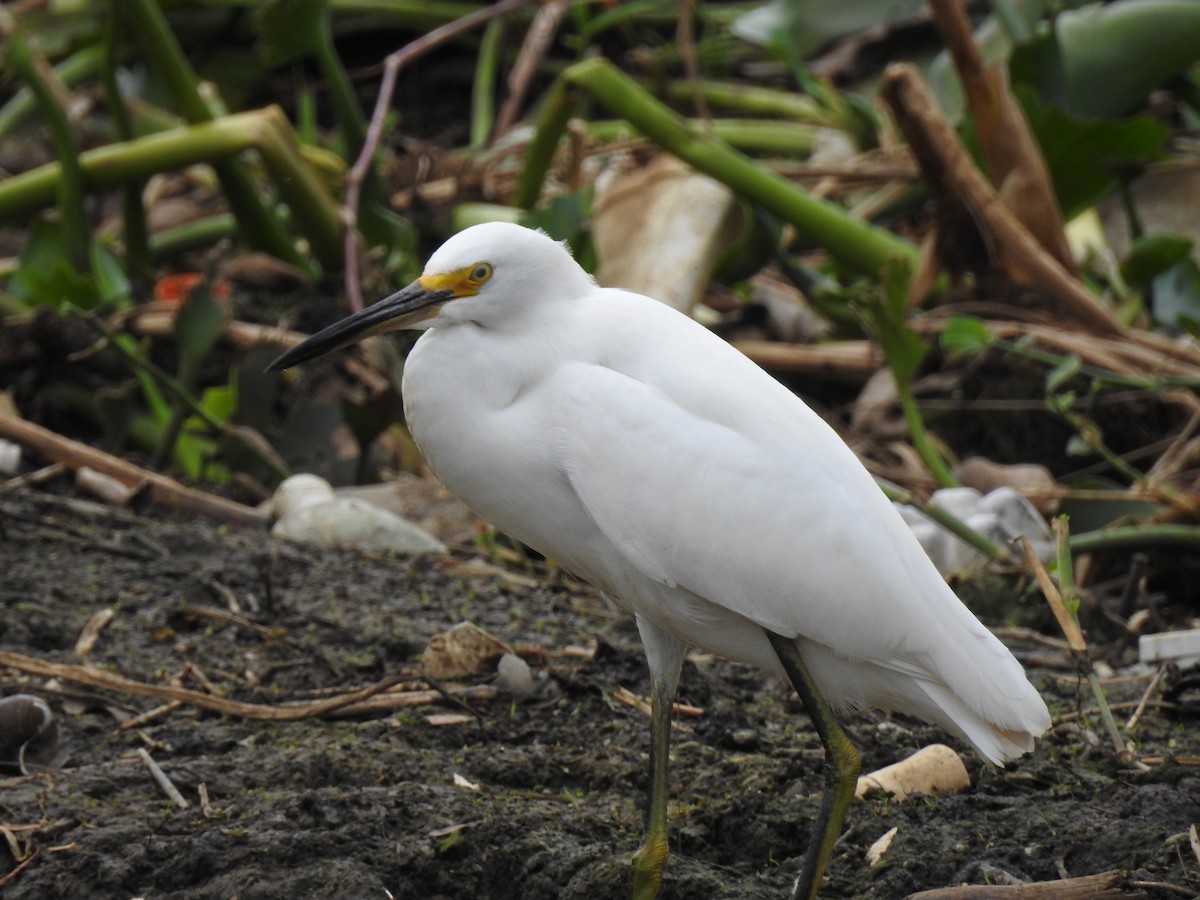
996;338;1200;390
895;377;958;488
576;0;744;38
470;18;504;149
312;10;368;150
1054;518;1125;755
1057;405;1147;487
315;4;396;252
878;481;1008;562
655;78;828;123
331;0;486;31
150;214;238;260
79;311;290;481
103;9;150;282
0;108;342;271
1049;397;1193;515
0;44;106;140
869;264;957;489
517;58;917;278
1069;523;1200;553
7;30;91;270
119;0;311;271
589;118;819;156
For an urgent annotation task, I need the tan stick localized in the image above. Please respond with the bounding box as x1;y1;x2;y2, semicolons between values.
0;649;413;721
0;413;267;528
907;869;1125;898
136;748;190;810
880;64;1123;336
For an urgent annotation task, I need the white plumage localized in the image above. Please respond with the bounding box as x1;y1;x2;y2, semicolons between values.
269;221;1050;898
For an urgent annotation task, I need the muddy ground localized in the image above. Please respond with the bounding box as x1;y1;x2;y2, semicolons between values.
1;485;1197;899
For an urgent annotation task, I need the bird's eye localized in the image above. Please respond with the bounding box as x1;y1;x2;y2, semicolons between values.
467;263;493;285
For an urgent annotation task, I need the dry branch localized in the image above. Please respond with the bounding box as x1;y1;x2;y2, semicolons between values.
136;748;190;810
0;412;268;528
731;339;883;380
0;649;494;721
927;0;1075;271
906;869;1125;898
880;64;1123;336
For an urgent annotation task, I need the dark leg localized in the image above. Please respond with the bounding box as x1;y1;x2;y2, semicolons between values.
766;630;861;900
632;616;686;900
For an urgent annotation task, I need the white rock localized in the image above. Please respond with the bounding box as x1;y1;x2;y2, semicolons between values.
897;486;1053;576
271;474;445;555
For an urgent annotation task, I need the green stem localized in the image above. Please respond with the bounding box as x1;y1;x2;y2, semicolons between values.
78;311;290;481
1055;518;1125;755
150;214;238;260
1050;399;1192;515
7;29;91;270
0;108;342;271
470;18;504;148
879;481;1008;562
654;78;828;123
895;376;958;488
518;58;916;278
997;338;1200;390
119;0;312;271
0;44;106;140
103;6;150;283
1068;523;1200;553
588;118;818;156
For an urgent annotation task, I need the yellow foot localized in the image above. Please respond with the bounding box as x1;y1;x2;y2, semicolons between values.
631;833;669;900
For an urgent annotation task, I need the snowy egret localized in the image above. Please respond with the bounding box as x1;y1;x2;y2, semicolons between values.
268;222;1050;899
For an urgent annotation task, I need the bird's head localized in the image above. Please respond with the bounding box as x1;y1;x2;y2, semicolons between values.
266;222;591;373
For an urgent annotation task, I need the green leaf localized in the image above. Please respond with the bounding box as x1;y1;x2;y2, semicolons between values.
254;0;327;67
865;259;925;382
7;219;100;311
90;241;131;307
1020;92;1169;219
1119;233;1194;286
1046;354;1083;394
1010;0;1200;119
732;0;925;59
940;316;994;356
198;383;237;423
173;281;227;387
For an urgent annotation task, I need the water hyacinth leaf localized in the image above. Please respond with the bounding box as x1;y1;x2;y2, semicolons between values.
1020;94;1169;219
1010;0;1200;120
732;0;925;58
1120;234;1195;287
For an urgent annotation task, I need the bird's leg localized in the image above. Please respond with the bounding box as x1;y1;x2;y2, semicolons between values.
766;630;861;900
632;617;686;900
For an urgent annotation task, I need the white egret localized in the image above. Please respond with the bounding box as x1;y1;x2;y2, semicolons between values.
268;222;1050;899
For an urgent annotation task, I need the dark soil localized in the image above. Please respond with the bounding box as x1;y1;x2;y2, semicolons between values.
1;486;1197;899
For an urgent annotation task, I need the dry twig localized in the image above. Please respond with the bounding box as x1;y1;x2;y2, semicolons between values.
0;413;267;528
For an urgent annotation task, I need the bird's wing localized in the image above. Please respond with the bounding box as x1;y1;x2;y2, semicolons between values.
546;356;977;666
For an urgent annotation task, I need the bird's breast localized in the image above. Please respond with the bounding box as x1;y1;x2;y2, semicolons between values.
401;326;600;568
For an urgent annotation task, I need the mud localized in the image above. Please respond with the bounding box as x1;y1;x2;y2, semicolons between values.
1;486;1197;899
